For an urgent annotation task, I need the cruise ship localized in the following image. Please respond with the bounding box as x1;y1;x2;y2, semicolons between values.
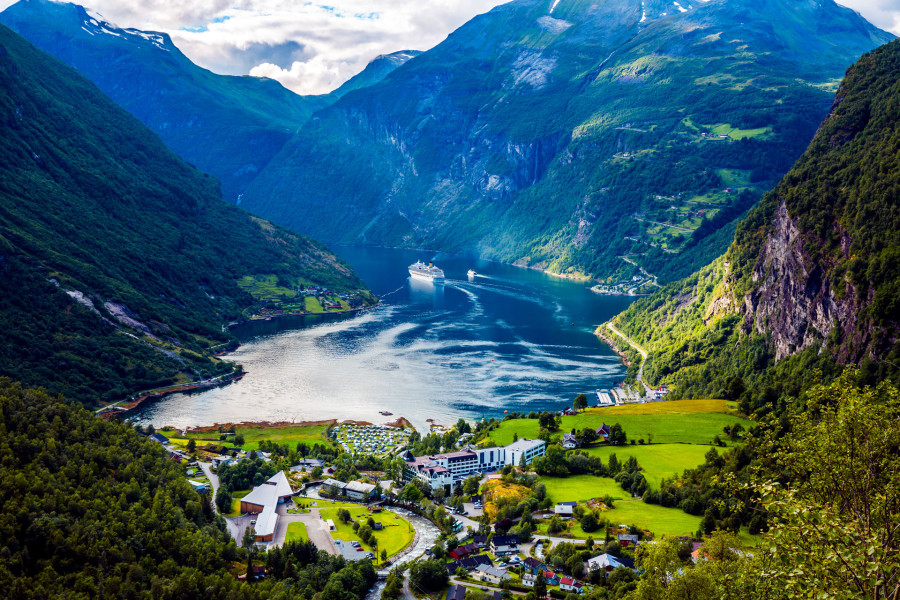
408;260;445;282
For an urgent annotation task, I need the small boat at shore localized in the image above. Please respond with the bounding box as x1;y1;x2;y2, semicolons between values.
467;269;477;278
379;411;393;416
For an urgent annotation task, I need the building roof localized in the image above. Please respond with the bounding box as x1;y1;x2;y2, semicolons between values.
492;534;519;547
617;534;640;542
560;577;581;587
345;480;376;494
446;585;466;600
254;504;278;538
523;574;537;583
504;438;544;453
524;557;544;569
149;433;170;444
587;554;622;570
476;565;507;579
241;481;279;508
554;503;575;515
323;478;348;489
267;470;294;498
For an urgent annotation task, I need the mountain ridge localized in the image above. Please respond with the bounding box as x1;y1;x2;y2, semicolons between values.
242;0;893;284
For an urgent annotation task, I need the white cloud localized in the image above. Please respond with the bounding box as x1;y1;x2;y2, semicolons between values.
0;0;509;94
836;0;900;35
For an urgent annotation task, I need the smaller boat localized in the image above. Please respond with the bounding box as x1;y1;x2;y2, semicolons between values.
467;269;477;279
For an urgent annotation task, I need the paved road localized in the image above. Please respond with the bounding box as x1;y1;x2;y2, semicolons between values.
606;322;652;394
198;462;220;505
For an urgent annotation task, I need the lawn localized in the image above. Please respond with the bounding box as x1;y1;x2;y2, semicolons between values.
286;522;310;543
583;444;713;488
159;422;332;451
487;400;750;446
540;475;625;503
606;499;701;537
703;122;773;140
535;518;606;540
237;274;298;303
319;507;414;562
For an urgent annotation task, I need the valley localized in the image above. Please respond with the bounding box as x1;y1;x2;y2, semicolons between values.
0;0;898;599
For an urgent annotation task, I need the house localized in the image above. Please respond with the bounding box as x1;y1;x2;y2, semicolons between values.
447;555;493;574
345;480;377;500
448;542;479;560
149;432;170;445
541;571;560;586
446;584;466;600
596;424;611;441
373;522;383;531
490;534;519;555
473;534;488;548
522;574;537;587
290;458;325;472
523;557;545;574
473;564;511;585
559;578;583;593
586;554;632;573
617;534;640;548
562;433;579;449
187;480;210;494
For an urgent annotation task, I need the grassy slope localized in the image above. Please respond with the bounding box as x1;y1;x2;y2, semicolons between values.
487;400;750;446
0;25;372;405
159;423;332;451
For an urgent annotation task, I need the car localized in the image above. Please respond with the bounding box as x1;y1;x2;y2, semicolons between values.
356;547;363;552
250;520;256;525
480;588;488;592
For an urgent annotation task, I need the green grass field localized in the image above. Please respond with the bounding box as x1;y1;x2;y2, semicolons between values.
159;422;331;451
704;122;773;140
540;475;624;503
535;518;606;540
319;507;414;562
286;522;310;543
223;489;251;517
487;400;750;447
237;274;298;302
606;499;701;536
584;444;713;488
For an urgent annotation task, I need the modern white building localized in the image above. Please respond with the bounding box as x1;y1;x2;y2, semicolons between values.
403;439;546;490
505;438;546;467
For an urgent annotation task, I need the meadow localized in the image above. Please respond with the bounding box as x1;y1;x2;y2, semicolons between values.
319;506;414;562
487;399;750;446
159;422;332;451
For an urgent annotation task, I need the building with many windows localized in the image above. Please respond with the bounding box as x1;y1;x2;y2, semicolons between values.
403;439;545;490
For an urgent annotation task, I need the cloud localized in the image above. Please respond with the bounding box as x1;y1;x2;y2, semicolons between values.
836;0;900;34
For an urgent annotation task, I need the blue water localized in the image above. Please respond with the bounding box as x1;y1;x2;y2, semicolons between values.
133;246;635;430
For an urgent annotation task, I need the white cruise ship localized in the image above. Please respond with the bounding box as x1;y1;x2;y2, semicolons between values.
408;260;445;282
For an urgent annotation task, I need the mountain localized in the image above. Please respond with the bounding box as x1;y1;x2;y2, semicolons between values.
0;1;423;204
608;38;900;409
329;50;423;99
241;0;892;284
0;0;325;203
0;23;372;406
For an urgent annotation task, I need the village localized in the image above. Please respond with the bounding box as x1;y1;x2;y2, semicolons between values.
140;393;749;595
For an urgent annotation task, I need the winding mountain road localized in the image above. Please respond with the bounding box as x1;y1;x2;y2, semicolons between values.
606;322;652;394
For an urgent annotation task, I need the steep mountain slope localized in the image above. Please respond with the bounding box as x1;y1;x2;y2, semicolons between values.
242;0;892;283
609;38;900;408
0;23;372;406
0;0;327;203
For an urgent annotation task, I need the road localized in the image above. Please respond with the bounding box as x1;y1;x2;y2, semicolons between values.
449;576;528;596
606;322;652;394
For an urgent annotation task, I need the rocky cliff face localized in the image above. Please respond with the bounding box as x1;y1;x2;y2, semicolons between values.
742;201;869;361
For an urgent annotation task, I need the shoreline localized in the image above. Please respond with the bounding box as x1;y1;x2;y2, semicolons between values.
174;415;416;435
99;371;247;418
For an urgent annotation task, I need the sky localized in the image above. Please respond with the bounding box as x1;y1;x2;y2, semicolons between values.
1;0;898;95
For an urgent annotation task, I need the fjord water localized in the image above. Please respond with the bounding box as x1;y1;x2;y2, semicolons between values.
134;247;635;430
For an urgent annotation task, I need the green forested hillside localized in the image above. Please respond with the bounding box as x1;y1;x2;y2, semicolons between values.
0;379;377;599
243;0;892;284
0;24;372;406
610;38;900;409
